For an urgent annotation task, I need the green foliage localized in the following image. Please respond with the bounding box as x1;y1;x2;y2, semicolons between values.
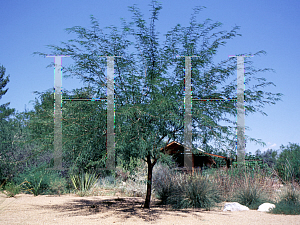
255;148;278;168
25;88;107;174
22;170;48;196
0;64;15;120
270;186;300;215
70;171;98;196
33;0;282;170
117;157;145;176
13;167;68;196
2;182;22;197
275;143;300;183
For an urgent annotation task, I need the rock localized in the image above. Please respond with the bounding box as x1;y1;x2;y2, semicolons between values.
223;202;250;211
257;203;275;212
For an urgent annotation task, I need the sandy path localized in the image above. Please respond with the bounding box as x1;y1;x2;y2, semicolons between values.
0;193;299;225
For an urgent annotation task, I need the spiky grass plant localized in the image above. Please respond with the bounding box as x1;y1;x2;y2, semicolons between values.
153;164;222;210
71;172;98;197
178;175;222;210
233;181;269;209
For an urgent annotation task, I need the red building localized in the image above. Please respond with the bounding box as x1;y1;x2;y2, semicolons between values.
160;141;234;172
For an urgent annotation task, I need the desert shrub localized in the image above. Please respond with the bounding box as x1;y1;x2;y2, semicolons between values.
153;164;222;210
70;171;98;196
98;175;116;187
152;162;182;204
179;175;222;210
95;159;151;197
121;160;148;197
115;167;130;182
13;167;68;196
2;182;22;197
270;185;300;215
45;174;68;196
13;168;50;196
117;156;145;176
233;182;270;209
206;162;277;203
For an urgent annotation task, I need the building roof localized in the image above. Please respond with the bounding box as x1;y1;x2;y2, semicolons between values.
160;141;233;160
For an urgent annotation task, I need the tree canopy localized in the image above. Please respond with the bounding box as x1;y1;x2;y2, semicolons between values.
0;65;15;120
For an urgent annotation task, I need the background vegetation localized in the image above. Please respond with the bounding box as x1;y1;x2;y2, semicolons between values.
1;0;298;215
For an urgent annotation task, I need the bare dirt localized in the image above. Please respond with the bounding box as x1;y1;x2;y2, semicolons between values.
1;193;299;225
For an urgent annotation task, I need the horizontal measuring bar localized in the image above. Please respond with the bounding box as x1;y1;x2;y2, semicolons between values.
62;98;238;101
192;98;237;101
228;55;253;57
62;98;107;101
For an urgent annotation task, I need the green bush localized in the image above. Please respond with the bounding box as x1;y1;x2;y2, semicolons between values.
12;167;68;196
275;143;300;183
270;186;300;215
2;182;22;197
22;170;48;196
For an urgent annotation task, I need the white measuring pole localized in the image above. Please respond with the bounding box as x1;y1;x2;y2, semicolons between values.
46;55;69;170
184;56;193;170
229;55;253;164
177;56;200;171
106;56;115;170
98;56;122;170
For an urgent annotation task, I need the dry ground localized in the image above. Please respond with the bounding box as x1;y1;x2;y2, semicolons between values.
1;193;300;225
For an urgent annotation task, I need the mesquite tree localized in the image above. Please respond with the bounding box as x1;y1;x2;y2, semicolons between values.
34;1;282;208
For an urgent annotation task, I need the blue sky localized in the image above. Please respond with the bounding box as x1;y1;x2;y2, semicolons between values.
1;0;299;155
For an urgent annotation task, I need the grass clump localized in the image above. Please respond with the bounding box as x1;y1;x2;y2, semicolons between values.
270;185;300;215
152;163;181;205
153;164;222;210
233;182;270;210
179;175;222;210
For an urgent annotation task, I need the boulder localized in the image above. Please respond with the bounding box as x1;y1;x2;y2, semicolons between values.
257;203;275;212
223;202;250;211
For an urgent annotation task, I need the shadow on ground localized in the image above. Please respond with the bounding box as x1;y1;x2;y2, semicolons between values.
35;196;218;222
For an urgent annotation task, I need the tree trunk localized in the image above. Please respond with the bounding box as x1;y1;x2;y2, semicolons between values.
144;154;157;209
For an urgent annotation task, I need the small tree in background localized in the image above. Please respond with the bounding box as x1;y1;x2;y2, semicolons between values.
0;64;16;186
275;143;300;183
255;148;278;168
0;65;15;121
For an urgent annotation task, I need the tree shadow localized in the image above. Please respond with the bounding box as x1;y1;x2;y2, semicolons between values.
35;196;215;222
